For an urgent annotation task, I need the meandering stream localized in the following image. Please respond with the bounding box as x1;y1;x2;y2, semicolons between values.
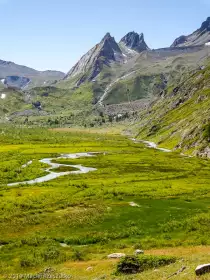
8;153;97;186
7;138;191;187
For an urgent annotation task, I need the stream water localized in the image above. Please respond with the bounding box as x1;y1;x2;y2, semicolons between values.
8;152;97;186
131;138;172;152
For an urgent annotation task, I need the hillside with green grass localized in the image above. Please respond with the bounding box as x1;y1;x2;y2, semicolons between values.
131;61;210;157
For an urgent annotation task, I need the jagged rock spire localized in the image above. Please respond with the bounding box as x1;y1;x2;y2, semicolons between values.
120;31;150;52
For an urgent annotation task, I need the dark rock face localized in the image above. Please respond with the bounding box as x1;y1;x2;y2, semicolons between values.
99;33;123;62
200;17;210;33
120;32;149;52
4;76;31;89
171;17;210;47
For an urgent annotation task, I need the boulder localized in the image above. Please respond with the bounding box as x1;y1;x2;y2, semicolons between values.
32;101;42;110
86;267;93;271
107;253;126;259
135;249;144;255
173;87;179;94
195;264;210;275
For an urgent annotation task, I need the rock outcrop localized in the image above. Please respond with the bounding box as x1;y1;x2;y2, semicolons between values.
195;264;210;275
3;76;31;89
107;253;126;259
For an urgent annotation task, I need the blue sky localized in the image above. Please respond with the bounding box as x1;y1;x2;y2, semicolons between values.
0;0;210;72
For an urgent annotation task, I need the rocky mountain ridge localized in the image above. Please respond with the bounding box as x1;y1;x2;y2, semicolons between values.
0;59;65;89
64;18;210;90
171;17;210;47
64;31;150;87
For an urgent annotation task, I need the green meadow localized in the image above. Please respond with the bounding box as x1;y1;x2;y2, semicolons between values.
0;126;210;279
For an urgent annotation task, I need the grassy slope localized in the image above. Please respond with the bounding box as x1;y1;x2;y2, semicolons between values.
0;127;210;279
0;85;98;127
132;63;210;156
0;88;29;117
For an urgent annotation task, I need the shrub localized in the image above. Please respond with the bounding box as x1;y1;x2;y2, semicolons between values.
41;246;60;261
117;256;141;274
116;255;176;274
71;250;84;261
20;256;38;267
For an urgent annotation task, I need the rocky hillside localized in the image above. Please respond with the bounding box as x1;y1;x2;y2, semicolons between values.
0;59;65;89
132;62;210;157
171;17;210;47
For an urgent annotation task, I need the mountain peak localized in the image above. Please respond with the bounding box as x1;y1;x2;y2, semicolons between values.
199;17;210;32
101;32;112;41
120;31;149;52
65;32;123;86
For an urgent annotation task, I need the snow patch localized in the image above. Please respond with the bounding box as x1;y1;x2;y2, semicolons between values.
126;47;137;54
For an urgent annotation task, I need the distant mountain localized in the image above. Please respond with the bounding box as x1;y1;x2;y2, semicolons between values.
171;17;210;47
0;59;65;89
119;32;150;53
64;33;124;86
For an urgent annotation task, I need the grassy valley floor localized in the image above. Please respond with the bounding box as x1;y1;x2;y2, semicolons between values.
0;126;210;279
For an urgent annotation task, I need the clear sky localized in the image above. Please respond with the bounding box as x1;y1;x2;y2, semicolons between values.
0;0;209;72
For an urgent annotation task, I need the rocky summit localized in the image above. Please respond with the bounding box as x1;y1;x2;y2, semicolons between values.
120;31;150;52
